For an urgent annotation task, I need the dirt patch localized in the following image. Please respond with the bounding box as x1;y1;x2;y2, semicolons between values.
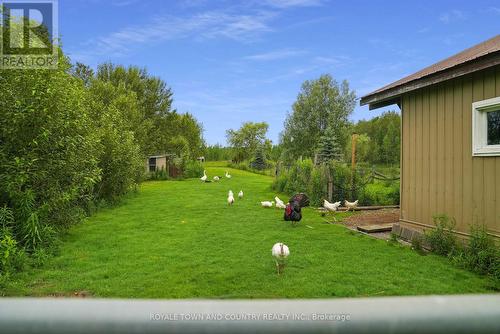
341;208;400;240
343;208;399;226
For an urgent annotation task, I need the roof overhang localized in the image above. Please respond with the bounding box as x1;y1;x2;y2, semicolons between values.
361;49;500;110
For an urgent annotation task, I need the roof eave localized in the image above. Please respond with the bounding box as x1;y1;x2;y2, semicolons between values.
361;51;500;110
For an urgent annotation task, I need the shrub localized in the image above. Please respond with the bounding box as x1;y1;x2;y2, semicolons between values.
389;232;399;243
250;146;267;170
272;160;358;205
360;181;400;206
184;160;204;178
424;214;457;257
0;234;26;276
149;167;169;180
411;234;424;253
455;225;500;279
31;248;51;268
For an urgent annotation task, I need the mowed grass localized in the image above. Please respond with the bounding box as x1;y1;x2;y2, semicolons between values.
4;165;496;298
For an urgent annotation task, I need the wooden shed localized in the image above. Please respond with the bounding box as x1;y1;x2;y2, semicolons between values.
360;35;500;239
146;155;169;173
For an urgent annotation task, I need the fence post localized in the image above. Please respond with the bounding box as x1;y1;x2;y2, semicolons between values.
351;133;358;200
327;166;333;202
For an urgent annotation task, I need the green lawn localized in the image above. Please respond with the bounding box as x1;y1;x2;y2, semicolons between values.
3;165;496;298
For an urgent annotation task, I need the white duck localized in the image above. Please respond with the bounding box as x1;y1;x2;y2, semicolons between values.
213;176;220;181
344;199;359;211
200;170;207;182
227;193;235;205
323;199;341;213
274;196;286;209
225;171;232;179
271;242;290;275
238;190;244;199
261;201;274;208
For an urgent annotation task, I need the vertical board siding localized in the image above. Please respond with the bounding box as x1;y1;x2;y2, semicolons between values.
483;69;496;231
496;67;500;234
422;89;431;224
444;83;455;218
453;79;463;227
462;77;474;232
401;66;500;237
472;72;485;226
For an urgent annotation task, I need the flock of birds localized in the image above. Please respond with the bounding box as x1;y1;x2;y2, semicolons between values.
199;169;358;275
200;169;231;182
323;199;359;212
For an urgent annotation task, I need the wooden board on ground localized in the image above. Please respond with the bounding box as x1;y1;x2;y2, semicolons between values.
357;223;394;233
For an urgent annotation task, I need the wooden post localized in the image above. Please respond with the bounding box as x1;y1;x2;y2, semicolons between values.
327;167;333;202
351;133;358;171
351;133;358;199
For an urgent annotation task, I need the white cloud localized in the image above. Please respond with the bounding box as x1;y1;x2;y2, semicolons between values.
243;48;305;61
260;0;323;8
489;7;500;15
70;10;276;61
439;9;465;23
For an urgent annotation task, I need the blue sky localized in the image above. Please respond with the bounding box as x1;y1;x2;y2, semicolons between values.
60;0;500;144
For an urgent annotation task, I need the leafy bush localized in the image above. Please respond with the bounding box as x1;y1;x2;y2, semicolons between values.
184;160;204;178
454;225;499;279
228;160;274;176
0;49;101;258
424;215;457;257
411;234;424;253
30;248;51;268
0;234;26;276
272;159;357;206
149;167;169;180
360;181;400;206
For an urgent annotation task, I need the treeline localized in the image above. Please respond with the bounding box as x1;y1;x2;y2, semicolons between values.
205;74;400;177
0;45;203;277
205;74;400;206
348;111;400;165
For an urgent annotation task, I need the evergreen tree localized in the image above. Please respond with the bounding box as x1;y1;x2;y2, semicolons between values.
316;126;343;164
251;146;267;170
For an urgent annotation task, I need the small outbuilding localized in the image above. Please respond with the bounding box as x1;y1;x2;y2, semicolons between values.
146;155;169;173
360;35;500;239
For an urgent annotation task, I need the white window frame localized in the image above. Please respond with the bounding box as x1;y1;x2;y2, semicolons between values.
472;96;500;157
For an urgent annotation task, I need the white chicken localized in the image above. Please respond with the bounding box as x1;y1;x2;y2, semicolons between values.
238;190;244;199
227;193;235;205
261;201;274;208
225;171;232;179
200;170;207;182
344;199;359;211
274;196;286;209
323;199;341;212
228;190;234;197
213;176;220;181
271;242;290;275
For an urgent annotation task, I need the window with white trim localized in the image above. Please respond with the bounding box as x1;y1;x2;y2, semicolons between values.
472;96;500;156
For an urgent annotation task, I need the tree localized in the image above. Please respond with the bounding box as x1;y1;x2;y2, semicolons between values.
94;63;204;160
226;122;269;162
280;74;356;162
0;50;101;243
345;133;371;163
251;146;267;170
382;122;400;164
72;62;94;87
352;111;400;165
87;80;144;201
316;126;343;164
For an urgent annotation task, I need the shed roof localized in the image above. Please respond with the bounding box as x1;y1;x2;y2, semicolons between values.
360;35;500;109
